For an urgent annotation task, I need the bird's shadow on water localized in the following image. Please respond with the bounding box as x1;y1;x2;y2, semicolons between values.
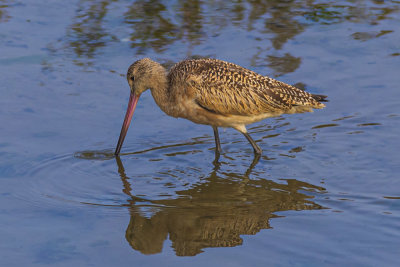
110;154;326;256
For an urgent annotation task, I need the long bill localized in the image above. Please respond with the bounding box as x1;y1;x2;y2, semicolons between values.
115;92;139;155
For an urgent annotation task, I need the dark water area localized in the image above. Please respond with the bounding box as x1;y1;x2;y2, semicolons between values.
1;0;400;266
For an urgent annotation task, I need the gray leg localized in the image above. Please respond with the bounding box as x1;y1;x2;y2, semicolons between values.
212;126;222;154
242;132;262;155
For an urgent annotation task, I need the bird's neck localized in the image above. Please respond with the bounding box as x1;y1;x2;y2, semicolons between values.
148;71;175;117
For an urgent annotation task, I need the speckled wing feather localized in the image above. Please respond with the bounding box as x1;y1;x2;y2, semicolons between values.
170;58;325;116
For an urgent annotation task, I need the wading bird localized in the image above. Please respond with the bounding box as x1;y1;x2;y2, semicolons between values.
115;58;327;156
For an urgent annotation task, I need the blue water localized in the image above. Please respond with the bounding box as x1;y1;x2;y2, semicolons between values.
1;1;400;266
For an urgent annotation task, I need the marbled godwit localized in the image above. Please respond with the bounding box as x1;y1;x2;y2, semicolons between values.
115;58;327;156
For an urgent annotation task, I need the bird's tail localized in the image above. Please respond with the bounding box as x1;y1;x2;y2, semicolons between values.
312;94;328;103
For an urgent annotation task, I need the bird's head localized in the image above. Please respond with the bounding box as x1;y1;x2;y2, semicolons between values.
126;58;165;96
115;58;166;155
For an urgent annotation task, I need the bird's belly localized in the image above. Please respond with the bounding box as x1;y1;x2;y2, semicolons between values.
214;112;282;127
172;98;317;129
177;101;283;128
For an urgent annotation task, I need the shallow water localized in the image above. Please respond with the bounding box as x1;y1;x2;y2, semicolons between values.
1;0;400;266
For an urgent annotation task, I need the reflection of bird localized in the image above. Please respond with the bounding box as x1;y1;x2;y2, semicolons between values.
115;156;325;256
115;58;327;156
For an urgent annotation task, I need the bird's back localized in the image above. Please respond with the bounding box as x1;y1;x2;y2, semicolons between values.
120;57;327;155
168;58;326;118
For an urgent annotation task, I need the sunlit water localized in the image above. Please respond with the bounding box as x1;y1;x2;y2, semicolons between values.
1;0;400;266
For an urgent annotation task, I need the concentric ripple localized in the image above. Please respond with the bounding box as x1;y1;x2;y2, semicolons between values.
13;151;131;214
13;146;211;214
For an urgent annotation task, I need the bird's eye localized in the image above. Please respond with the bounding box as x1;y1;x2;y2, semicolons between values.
130;76;135;82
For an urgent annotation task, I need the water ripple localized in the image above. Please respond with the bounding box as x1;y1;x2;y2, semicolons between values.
14;152;132;214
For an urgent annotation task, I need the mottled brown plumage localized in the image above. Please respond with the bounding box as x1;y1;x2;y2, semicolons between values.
115;58;327;156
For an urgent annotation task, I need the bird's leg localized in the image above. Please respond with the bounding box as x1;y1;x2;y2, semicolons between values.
212;126;222;155
242;132;262;155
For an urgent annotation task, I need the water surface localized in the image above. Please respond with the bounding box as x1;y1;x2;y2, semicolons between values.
1;0;400;266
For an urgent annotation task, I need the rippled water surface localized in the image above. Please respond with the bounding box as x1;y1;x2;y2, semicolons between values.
1;1;400;266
